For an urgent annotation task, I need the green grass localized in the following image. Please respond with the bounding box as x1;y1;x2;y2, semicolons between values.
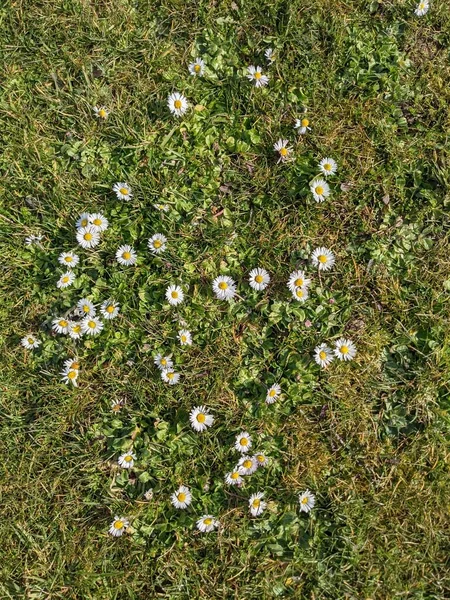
1;0;450;598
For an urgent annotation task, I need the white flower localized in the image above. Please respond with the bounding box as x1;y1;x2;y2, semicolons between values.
154;203;170;212
161;368;180;385
415;0;429;16
24;234;43;246
21;334;40;350
118;452;136;469
238;455;258;476
274;139;292;162
154;354;173;371
334;338;357;361
265;48;274;63
101;299;120;320
93;106;109;119
167;92;189;117
249;492;267;517
310;179;331;203
171;485;192;509
113;182;132;201
189;406;213;432
109;516;129;537
76;225;100;249
178;329;192;346
52;317;70;335
235;431;252;453
77;298;96;317
319;157;337;176
249;268;270;291
148;233;167;254
81;316;104;336
294;117;311;135
287;270;311;293
292;286;309;302
116;245;137;266
166;284;184;306
76;213;91;229
68;321;83;340
144;488;154;501
212;275;237;301
63;358;80;371
225;470;244;485
314;344;334;368
247;65;269;87
254;452;269;468
57;271;75;289
188;57;205;76
311;247;335;271
111;399;125;412
266;384;281;404
196;515;219;532
60;367;78;387
89;213;109;232
298;489;316;513
58;252;79;268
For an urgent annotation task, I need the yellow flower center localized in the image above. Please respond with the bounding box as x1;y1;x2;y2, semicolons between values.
294;278;304;287
196;413;206;423
203;518;212;525
167;372;174;379
318;254;327;263
240;437;248;446
122;252;131;260
68;371;77;380
231;472;239;480
315;186;324;195
243;460;252;469
98;109;107;118
81;218;88;227
153;240;162;248
194;64;201;73
254;71;261;80
218;281;228;290
88;320;96;329
93;218;102;226
269;389;276;397
296;289;304;298
62;276;70;283
301;118;309;127
124;455;133;462
252;499;261;508
83;305;90;313
319;351;327;360
181;335;187;343
119;187;129;195
177;493;186;502
72;325;81;333
280;147;288;156
114;520;124;529
106;305;114;313
340;345;349;354
171;291;178;298
174;99;182;109
324;163;332;171
419;2;425;7
59;320;68;328
112;403;121;412
255;275;264;283
28;338;34;344
71;362;80;370
84;232;93;241
161;359;167;366
256;455;265;463
64;256;73;262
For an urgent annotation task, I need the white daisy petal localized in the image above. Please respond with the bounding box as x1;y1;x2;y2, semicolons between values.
311;247;335;271
89;212;109;232
212;275;237;301
266;384;281;404
314;343;334;368
154;354;173;371
93;106;109;120
171;485;192;509
101;299;120;320
58;252;80;268
118;452;136;469
188;58;205;76
310;178;331;203
273;139;292;162
247;65;269;87
113;182;132;201
249;492;267;517
167;92;189;117
109;515;129;537
235;431;252;453
196;515;219;532
148;233;167;255
76;225;100;249
334;338;357;361
287;270;311;293
294;116;311;135
166;285;184;306
77;298;96;317
161;368;180;385
21;334;41;350
249;267;270;291
52;317;70;335
57;271;75;289
80;316;104;336
238;455;258;476
189;405;214;432
318;157;337;177
298;489;316;513
178;329;192;346
116;245;137;266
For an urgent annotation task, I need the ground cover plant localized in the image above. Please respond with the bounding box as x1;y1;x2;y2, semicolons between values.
1;0;450;598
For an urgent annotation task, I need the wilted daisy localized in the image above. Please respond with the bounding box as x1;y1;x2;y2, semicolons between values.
415;0;429;16
212;275;236;301
154;354;173;371
165;284;184;306
311;247;335;271
189;406;214;432
319;157;337;177
235;431;252;453
171;485;192;509
76;213;91;229
266;384;281;404
334;338;357;361
58;251;79;268
247;65;269;87
238;455;258;476
249;492;267;517
68;321;83;340
118;452;136;469
113;182;132;201
178;329;192;346
292;286;309;303
93;106;109;119
254;452;269;468
310;179;331;203
60;367;78;387
225;470;244;486
101;299;120;320
287;270;311;293
188;58;205;76
148;233;167;255
109;516;129;537
57;271;75;289
81;316;104;336
249;268;270;291
76;225;100;249
295;116;311;135
21;334;40;350
265;48;274;63
274;139;292;162
161;368;180;385
111;398;125;412
314;343;334;368
77;298;96;317
63;358;80;371
167;92;189;117
116;245;137;266
52;317;70;335
89;213;109;232
24;233;43;247
298;489;316;513
196;515;219;532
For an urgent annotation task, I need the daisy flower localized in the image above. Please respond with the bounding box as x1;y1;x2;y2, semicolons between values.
89;213;109;232
415;0;429;16
21;334;40;350
287;270;311;293
76;225;100;249
116;245;137;266
24;234;43;247
189;406;214;432
118;452;136;469
171;485;192;509
249;268;270;291
111;399;125;412
113;182;132;201
178;329;192;346
93;106;109;119
311;247;335;271
167;92;189;117
148;233;167;254
274;139;292;162
101;299;120;320
52;317;70;335
235;431;252;453
154;354;173;371
238;455;258;476
109;516;129;537
77;298;96;317
57;271;75;289
319;157;337;177
63;358;80;371
298;489;316;513
266;384;281;404
247;65;269;87
166;284;184;306
196;515;219;532
334;338;357;361
314;344;334;368
161;368;180;385
81;316;104;336
188;58;205;76
58;252;79;268
212;275;236;301
154;203;170;212
68;321;83;340
254;452;269;468
310;179;330;203
265;48;274;63
249;492;267;517
292;286;309;302
225;470;244;486
295;117;311;135
60;367;78;387
76;213;91;229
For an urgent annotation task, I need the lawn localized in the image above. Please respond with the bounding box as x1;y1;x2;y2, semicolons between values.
1;0;449;598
